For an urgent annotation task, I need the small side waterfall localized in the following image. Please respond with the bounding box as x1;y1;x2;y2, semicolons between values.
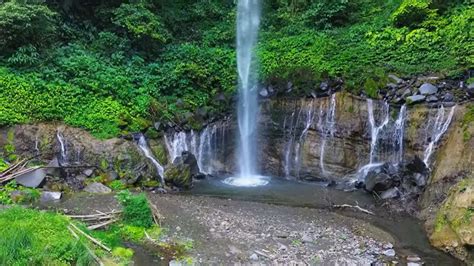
282;99;316;178
319;94;336;175
357;101;408;180
394;105;407;163
423;105;456;166
165;122;227;175
137;135;165;184
56;131;67;163
367;99;390;164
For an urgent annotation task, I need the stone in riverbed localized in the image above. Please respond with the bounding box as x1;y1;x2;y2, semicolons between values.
426;95;438;103
406;95;426;104
84;182;111;194
419;83;438;95
380;188;400;199
83;168;94;177
443;93;454;102
249;253;259;261
40;191;62;202
383;249;396;257
365;173;393;192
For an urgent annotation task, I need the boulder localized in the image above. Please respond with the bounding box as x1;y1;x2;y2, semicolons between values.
259;87;269;97
320;81;329;91
164;163;192;189
40;191;62;202
405;156;428;174
84;182;112;194
406;95;426;104
106;171;119;181
83;169;94;177
173;151;200;177
381;188;400;199
426;96;439;103
419;83;438;95
443;93;454;102
388;74;403;84
15;168;46;188
365;172;393;192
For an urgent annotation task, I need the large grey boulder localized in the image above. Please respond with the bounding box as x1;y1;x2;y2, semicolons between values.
84;182;111;194
419;83;438;95
406;95;426;104
15;168;46;188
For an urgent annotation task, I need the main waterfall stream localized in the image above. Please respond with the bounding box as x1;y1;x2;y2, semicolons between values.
223;0;269;187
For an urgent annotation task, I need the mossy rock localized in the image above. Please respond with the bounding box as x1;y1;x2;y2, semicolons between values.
430;177;474;261
164;164;191;189
149;140;168;165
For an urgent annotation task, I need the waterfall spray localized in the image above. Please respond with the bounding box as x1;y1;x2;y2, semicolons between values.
224;0;268;186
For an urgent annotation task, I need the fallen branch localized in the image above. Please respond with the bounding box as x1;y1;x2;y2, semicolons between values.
67;226;104;266
67;211;122;219
146;196;164;226
87;219;118;231
333;204;375;215
255;250;274;259
69;223;111;252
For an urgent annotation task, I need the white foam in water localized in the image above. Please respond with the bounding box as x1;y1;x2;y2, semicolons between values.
222;175;270;187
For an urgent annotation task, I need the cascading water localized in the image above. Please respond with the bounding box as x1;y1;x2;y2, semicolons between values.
423;105;456;166
367;99;390;164
356;100;407;180
319;94;336;175
137;135;165;184
164;123;227;176
282;100;315;178
56;131;67;163
224;0;268;187
394;105;407;163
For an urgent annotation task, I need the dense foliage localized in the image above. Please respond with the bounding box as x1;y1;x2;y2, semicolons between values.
0;0;472;137
0;207;92;265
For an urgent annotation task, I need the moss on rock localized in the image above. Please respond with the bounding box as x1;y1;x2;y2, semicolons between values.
429;177;474;261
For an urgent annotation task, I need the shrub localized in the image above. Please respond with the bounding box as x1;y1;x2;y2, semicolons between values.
0;2;57;53
391;0;435;28
116;190;153;228
113;3;170;44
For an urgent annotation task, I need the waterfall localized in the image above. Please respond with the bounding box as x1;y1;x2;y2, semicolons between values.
165;123;226;175
423;105;456;166
357;101;407;181
319;94;336;174
294;100;315;176
283;110;297;178
137;135;165;184
34;135;40;155
394;105;407;163
165;131;188;162
236;0;261;178
367;99;390;164
56;131;67;163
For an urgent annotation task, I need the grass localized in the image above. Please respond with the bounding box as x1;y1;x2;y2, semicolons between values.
0;207;93;265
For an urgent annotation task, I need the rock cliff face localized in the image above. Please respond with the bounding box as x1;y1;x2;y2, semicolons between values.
0;123;161;188
0;94;472;261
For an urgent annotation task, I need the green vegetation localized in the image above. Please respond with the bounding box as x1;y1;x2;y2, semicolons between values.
0;207;92;265
116;190;153;228
0;181;40;205
0;0;472;137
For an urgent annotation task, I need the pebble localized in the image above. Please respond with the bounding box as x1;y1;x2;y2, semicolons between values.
249;253;259;261
383;249;396;257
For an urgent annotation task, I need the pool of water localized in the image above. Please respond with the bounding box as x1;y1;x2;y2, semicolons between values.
185;175;460;265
